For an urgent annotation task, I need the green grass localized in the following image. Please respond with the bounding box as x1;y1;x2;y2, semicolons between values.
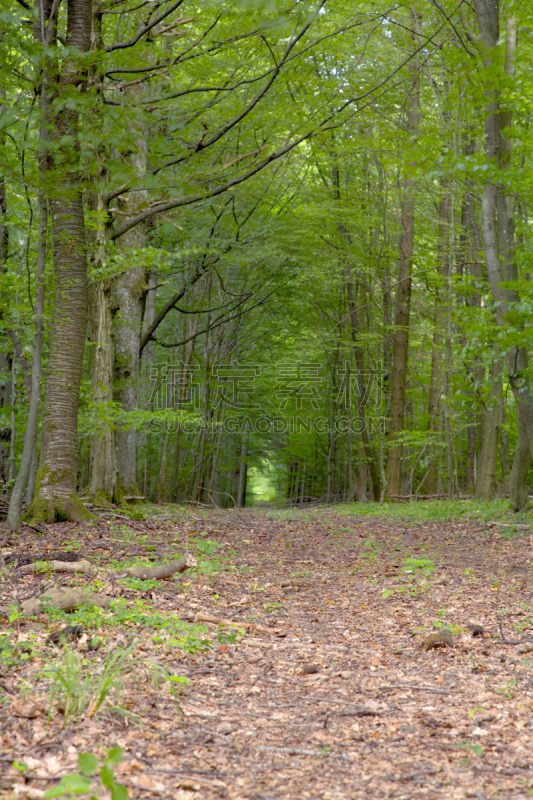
270;498;533;525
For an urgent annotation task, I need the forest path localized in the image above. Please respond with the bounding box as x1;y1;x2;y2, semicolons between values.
2;505;533;799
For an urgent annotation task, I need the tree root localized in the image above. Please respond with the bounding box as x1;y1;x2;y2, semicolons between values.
24;494;96;523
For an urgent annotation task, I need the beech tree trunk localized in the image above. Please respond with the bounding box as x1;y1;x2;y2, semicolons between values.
85;0;119;505
0;84;12;491
0;147;10;491
88;276;118;504
7;0;54;528
510;406;530;511
112;89;148;497
474;360;502;499
421;183;449;494
27;0;95;523
473;0;533;508
386;19;420;497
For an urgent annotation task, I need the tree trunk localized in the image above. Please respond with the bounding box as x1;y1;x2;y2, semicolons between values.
0;87;12;493
88;278;118;504
6;173;46;528
509;406;530;511
237;435;248;508
421;183;449;494
475;360;502;499
26;0;95;523
473;1;533;507
112;94;148;497
386;21;421;497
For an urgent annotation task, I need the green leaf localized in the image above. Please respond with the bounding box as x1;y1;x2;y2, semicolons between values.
78;752;99;776
111;783;129;800
44;774;92;797
100;765;115;790
106;748;124;766
43;787;68;799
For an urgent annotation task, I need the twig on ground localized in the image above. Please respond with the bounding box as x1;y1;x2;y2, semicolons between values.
379;684;448;694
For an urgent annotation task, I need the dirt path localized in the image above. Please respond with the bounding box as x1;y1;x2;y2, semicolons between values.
2;507;533;799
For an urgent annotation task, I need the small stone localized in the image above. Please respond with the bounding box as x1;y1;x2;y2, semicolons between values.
302;664;319;674
517;643;533;653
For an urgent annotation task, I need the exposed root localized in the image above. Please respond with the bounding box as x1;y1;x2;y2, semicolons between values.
24;495;97;523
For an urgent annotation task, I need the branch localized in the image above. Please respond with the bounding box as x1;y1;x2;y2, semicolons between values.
7;329;32;399
154;287;279;349
105;0;186;51
139;264;212;353
109;29;443;239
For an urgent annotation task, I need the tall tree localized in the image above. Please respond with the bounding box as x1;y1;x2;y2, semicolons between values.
386;11;421;498
28;0;95;522
472;0;533;509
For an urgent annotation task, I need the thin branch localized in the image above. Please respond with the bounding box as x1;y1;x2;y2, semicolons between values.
7;330;32;399
105;0;186;51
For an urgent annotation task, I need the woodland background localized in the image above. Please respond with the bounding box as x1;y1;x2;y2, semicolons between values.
1;0;532;526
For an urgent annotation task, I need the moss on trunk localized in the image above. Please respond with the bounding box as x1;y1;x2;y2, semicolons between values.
24;494;96;523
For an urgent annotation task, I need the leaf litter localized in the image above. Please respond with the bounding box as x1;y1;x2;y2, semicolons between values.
1;506;533;799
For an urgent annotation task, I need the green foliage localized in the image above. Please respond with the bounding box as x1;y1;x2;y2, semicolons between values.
454;739;484;759
401;557;436;577
41;642;137;724
43;749;128;800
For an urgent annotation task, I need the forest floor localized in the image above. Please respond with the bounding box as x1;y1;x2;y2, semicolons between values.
2;500;533;799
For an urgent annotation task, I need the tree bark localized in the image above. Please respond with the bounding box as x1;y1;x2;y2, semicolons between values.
86;4;119;506
421;183;449;494
473;0;533;508
474;360;502;499
7;0;52;528
237;435;248;508
0;84;12;493
112;88;148;497
88;276;118;504
26;0;95;522
509;406;530;511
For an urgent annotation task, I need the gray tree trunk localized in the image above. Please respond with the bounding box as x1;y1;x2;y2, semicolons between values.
112;88;148;497
474;360;502;500
26;0;95;522
473;0;533;508
237;436;248;508
386;12;421;497
509;406;530;511
0;87;12;492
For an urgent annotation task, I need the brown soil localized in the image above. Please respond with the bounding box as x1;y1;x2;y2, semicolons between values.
1;506;533;799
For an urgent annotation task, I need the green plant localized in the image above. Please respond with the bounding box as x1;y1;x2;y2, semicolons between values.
496;679;517;699
0;634;32;668
264;601;283;613
217;628;238;646
468;707;487;718
401;557;436;577
42;641;137;723
454;739;483;757
43;748;128;799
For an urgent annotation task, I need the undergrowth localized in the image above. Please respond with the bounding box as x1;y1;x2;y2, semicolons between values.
272;498;532;525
